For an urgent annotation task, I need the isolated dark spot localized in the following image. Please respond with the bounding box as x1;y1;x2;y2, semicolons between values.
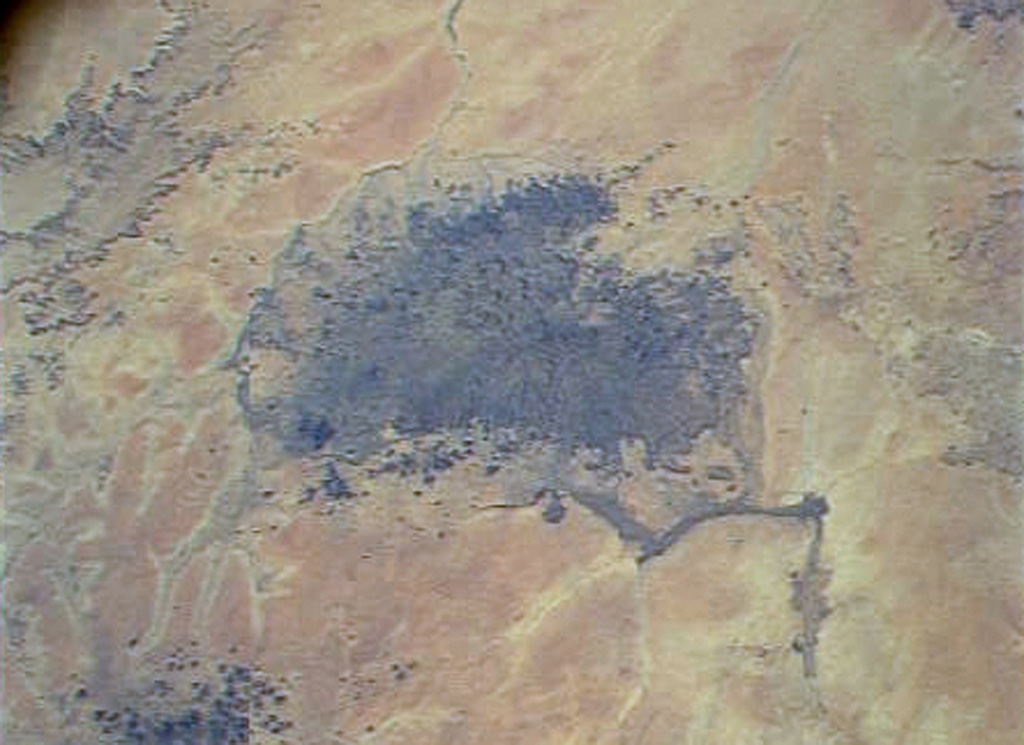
706;465;734;481
541;492;567;524
321;462;351;500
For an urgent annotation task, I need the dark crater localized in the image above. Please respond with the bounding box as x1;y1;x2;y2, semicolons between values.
236;172;756;480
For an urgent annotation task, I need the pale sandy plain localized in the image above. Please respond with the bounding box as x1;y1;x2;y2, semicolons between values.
1;1;1021;744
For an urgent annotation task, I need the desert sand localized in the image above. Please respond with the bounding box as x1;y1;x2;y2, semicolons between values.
1;1;1020;743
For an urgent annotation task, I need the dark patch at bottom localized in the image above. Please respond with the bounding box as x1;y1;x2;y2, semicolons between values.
64;651;293;744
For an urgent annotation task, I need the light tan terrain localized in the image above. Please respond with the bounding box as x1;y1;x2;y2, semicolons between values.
1;1;1020;744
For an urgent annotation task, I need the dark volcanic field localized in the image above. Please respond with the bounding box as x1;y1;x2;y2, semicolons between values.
236;173;757;475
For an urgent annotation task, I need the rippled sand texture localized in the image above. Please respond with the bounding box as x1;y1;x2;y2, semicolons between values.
2;1;1020;743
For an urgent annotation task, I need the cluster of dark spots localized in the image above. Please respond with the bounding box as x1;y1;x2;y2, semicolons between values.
757;193;858;306
601;140;678;190
646;183;742;222
539;490;567;524
5;349;66;397
213;157;297;187
14;276;97;336
647;185;689;220
423;442;457;474
69;649;294;744
240;173;757;492
945;0;1023;28
336;658;419;733
910;330;1022;477
236;287;295;353
935;187;1022;292
360;429;506;486
390;661;413;682
371;450;419;478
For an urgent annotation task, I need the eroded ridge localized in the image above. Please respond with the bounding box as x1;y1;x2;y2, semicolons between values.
0;5;247;335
